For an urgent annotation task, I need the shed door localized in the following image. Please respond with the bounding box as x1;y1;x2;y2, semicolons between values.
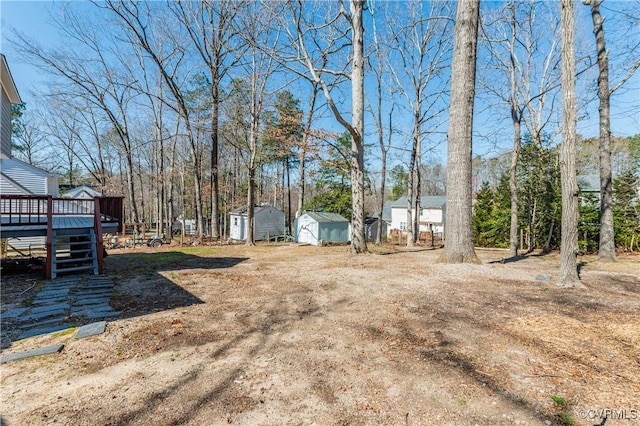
297;219;317;245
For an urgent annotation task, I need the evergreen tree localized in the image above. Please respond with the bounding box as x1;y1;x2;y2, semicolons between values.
304;132;353;219
613;171;640;251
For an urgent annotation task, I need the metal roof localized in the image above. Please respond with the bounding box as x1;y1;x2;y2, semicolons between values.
300;211;349;223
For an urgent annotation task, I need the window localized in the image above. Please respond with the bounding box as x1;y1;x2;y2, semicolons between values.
399;222;407;230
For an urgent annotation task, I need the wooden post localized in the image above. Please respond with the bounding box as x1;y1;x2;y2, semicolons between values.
94;198;104;275
45;196;53;280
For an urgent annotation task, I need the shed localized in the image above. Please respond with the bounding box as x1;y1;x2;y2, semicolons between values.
61;185;102;199
229;205;285;241
295;212;350;246
365;215;387;243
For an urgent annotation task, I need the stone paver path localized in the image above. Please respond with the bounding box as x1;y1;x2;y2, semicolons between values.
1;275;120;342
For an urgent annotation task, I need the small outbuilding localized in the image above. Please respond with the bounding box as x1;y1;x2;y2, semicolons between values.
295;211;350;246
229;205;285;241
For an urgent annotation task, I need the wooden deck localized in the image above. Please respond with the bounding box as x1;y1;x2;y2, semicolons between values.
1;195;122;236
1;194;124;278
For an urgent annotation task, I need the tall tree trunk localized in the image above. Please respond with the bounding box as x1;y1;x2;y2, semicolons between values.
296;81;318;219
211;75;221;240
349;0;367;253
286;158;292;235
558;0;583;288
439;0;480;264
588;0;616;262
406;133;417;248
246;164;256;246
415;130;422;244
508;1;521;258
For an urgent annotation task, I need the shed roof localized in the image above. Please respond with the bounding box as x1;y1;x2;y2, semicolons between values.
62;185;102;199
230;205;282;216
301;211;349;223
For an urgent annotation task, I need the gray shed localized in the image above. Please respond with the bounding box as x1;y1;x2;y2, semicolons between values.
229;205;285;241
295;212;350;246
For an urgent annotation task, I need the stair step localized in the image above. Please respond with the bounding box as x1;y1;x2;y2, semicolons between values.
55;265;95;273
57;240;93;246
55;257;94;265
56;232;91;236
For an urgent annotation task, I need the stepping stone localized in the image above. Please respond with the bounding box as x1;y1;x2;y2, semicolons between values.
75;321;107;338
536;274;552;281
32;295;70;305
0;344;64;363
75;288;113;295
30;303;69;314
19;316;67;329
1;307;28;319
19;309;67;322
35;288;70;297
85;309;120;319
74;296;111;306
17;325;73;340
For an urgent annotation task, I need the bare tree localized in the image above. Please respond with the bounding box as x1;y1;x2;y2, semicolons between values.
439;0;480;264
368;0;395;245
101;0;207;237
281;0;368;253
480;1;562;257
584;0;640;262
386;1;453;247
234;2;281;246
558;0;583;288
10;13;143;225
170;1;244;240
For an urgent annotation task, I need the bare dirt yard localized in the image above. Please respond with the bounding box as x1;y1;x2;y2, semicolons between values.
1;244;638;426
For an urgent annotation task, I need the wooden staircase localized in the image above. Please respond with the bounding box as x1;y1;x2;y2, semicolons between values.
51;228;99;279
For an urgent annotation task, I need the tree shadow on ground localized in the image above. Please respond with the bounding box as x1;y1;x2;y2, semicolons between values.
104;251;248;321
0;251;248;348
103;284;323;426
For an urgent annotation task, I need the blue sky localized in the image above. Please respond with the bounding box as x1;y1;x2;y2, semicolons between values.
2;0;639;164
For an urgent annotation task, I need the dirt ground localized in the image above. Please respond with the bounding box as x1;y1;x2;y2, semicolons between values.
1;244;638;426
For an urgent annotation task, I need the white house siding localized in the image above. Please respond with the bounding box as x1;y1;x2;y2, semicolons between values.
0;173;27;194
4;236;46;253
1;89;11;158
0;158;57;195
390;206;444;234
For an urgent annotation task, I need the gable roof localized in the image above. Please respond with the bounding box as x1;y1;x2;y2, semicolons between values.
62;185;102;199
382;195;446;221
1;54;22;104
230;205;283;216
301;211;349;223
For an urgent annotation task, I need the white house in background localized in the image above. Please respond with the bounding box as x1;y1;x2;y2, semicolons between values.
229;205;285;241
385;195;446;236
295;211;350;246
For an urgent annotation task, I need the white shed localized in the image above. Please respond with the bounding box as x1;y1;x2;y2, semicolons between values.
295;212;350;246
229;205;285;241
62;185;102;199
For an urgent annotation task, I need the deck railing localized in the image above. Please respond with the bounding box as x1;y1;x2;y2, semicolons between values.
0;195;124;226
